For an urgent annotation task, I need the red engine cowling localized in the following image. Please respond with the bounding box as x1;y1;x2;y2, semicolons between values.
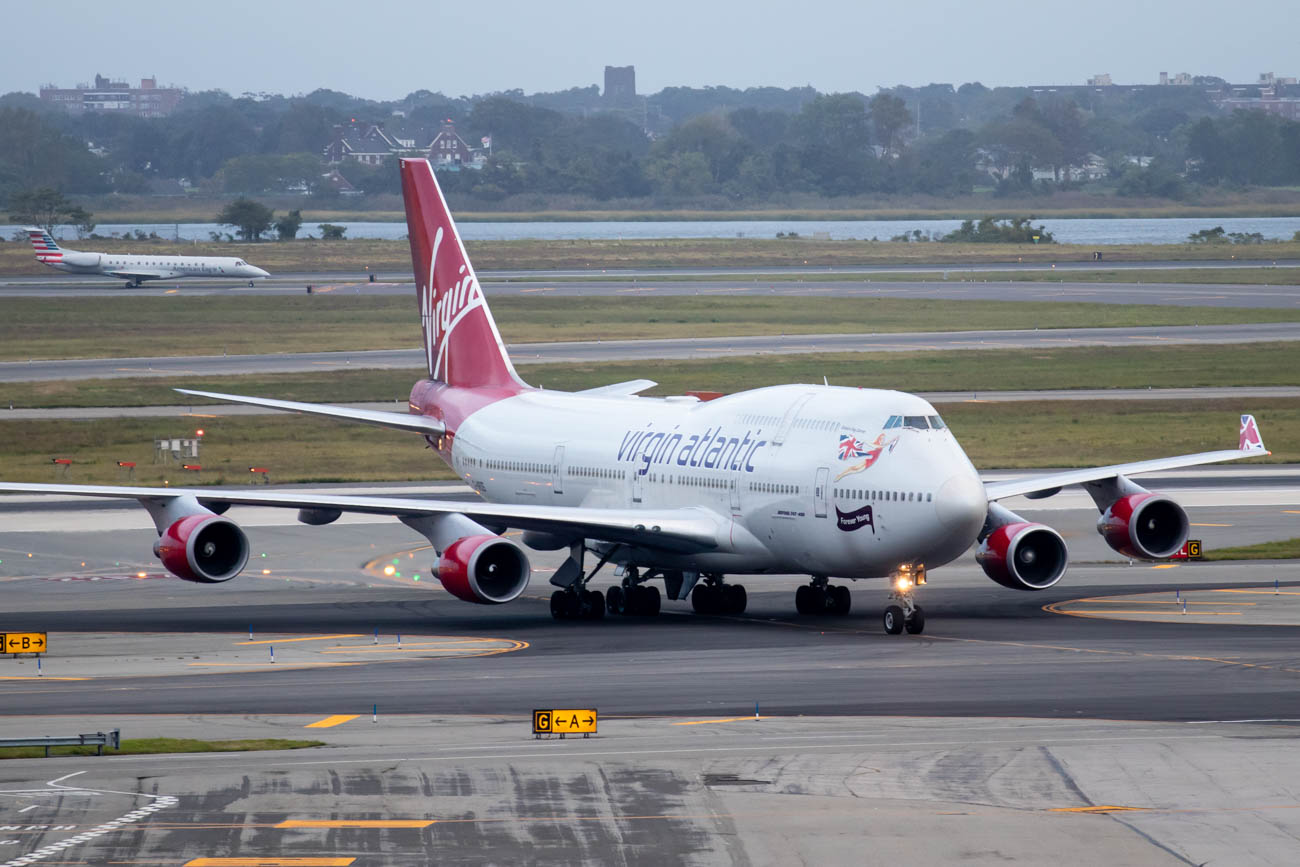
1098;493;1188;560
436;534;531;604
977;522;1068;590
152;514;250;583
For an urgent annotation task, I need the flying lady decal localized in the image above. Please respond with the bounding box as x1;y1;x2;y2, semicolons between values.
834;431;899;481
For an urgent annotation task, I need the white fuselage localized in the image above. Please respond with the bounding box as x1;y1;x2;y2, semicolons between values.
449;384;988;578
43;249;269;282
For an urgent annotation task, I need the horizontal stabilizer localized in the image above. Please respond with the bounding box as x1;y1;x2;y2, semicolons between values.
575;379;658;397
175;388;445;435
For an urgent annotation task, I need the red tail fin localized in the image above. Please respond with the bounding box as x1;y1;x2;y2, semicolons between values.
400;159;526;391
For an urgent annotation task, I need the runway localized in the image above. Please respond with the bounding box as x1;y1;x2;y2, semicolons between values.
0;470;1297;864
1;322;1296;383
1;263;1298;309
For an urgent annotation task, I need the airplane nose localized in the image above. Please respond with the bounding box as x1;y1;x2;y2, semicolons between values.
936;472;987;535
253;267;269;278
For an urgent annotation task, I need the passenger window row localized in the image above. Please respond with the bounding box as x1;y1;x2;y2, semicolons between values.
834;487;933;503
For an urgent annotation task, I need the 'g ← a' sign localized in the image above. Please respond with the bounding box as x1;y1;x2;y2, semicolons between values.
533;708;597;737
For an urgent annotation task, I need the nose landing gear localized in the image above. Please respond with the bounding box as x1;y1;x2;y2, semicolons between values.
883;566;925;635
795;576;851;616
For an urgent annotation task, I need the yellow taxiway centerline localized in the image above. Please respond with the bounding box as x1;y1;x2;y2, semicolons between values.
275;819;435;829
672;716;763;726
237;635;363;646
304;714;360;729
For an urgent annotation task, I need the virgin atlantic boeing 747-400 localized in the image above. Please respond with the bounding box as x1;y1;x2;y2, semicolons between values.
1;160;1269;633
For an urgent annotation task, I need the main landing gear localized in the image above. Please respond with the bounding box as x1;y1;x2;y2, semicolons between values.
124;279;142;289
795;576;851;616
691;573;747;615
882;566;925;635
549;542;615;621
606;568;661;617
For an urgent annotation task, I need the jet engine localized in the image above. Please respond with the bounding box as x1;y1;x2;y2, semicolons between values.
976;504;1068;590
60;251;101;268
436;534;531;604
152;514;250;583
1097;492;1189;560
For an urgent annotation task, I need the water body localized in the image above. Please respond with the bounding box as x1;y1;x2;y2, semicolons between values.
44;215;1300;246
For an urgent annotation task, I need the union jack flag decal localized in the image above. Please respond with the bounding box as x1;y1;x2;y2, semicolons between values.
838;434;868;460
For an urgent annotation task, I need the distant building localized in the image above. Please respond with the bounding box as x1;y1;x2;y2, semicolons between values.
39;74;183;117
323;121;404;166
1215;91;1300;120
1086;73;1113;87
427;121;483;170
604;65;637;106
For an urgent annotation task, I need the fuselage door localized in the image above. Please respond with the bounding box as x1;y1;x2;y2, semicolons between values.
729;476;741;514
631;469;643;503
773;392;816;446
552;445;565;494
814;466;829;518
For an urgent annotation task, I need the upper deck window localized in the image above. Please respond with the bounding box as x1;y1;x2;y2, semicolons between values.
902;415;929;429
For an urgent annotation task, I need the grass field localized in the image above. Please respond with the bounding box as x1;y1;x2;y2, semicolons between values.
2;341;1296;409
0;397;1289;485
0;737;323;760
5;236;1300;276
0;295;1296;362
1204;538;1300;561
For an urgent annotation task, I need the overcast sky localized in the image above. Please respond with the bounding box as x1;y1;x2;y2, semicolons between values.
4;0;1295;100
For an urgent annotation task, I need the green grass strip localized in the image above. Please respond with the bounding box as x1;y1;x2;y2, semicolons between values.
1203;539;1300;561
0;737;324;760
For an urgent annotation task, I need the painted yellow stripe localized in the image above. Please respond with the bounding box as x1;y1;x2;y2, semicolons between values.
305;714;359;729
275;819;435;829
185;859;355;866
1190;522;1234;527
1049;805;1148;814
1064;599;1254;606
238;634;363;645
1151;564;1180;569
672;716;762;726
1056;610;1243;616
1214;588;1300;596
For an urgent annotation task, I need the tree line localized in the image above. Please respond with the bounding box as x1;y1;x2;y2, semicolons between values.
1;79;1297;208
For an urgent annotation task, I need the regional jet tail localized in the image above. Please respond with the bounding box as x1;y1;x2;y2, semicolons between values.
24;227;270;288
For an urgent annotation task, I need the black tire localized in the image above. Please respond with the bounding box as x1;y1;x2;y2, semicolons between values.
606;585;625;615
641;584;661;616
692;585;715;615
726;584;747;615
795;585;812;615
550;590;568;620
905;605;925;634
831;585;851;616
585;590;605;620
883;605;905;635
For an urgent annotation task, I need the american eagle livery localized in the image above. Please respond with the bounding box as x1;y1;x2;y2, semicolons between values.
1;160;1270;633
24;227;269;288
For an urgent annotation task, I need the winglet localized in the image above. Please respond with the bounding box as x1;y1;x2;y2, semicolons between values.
1239;414;1267;453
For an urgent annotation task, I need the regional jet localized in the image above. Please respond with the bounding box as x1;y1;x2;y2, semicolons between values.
24;227;270;288
0;160;1270;633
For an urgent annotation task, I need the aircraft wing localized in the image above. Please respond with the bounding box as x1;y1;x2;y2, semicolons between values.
175;388;446;436
0;483;721;553
576;379;658;397
983;414;1270;501
104;269;171;281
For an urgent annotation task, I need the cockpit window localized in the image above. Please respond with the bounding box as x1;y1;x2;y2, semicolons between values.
884;415;901;429
903;415;929;429
927;415;946;430
235;260;245;267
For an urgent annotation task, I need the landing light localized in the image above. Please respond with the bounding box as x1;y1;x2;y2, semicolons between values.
383;565;396;576
894;576;913;591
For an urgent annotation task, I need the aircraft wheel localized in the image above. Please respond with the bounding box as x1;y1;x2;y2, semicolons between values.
640;584;661;616
883;605;905;635
550;590;569;620
831;585;851;616
692;584;717;614
725;584;747;615
606;585;625;615
905;605;925;635
583;590;605;620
